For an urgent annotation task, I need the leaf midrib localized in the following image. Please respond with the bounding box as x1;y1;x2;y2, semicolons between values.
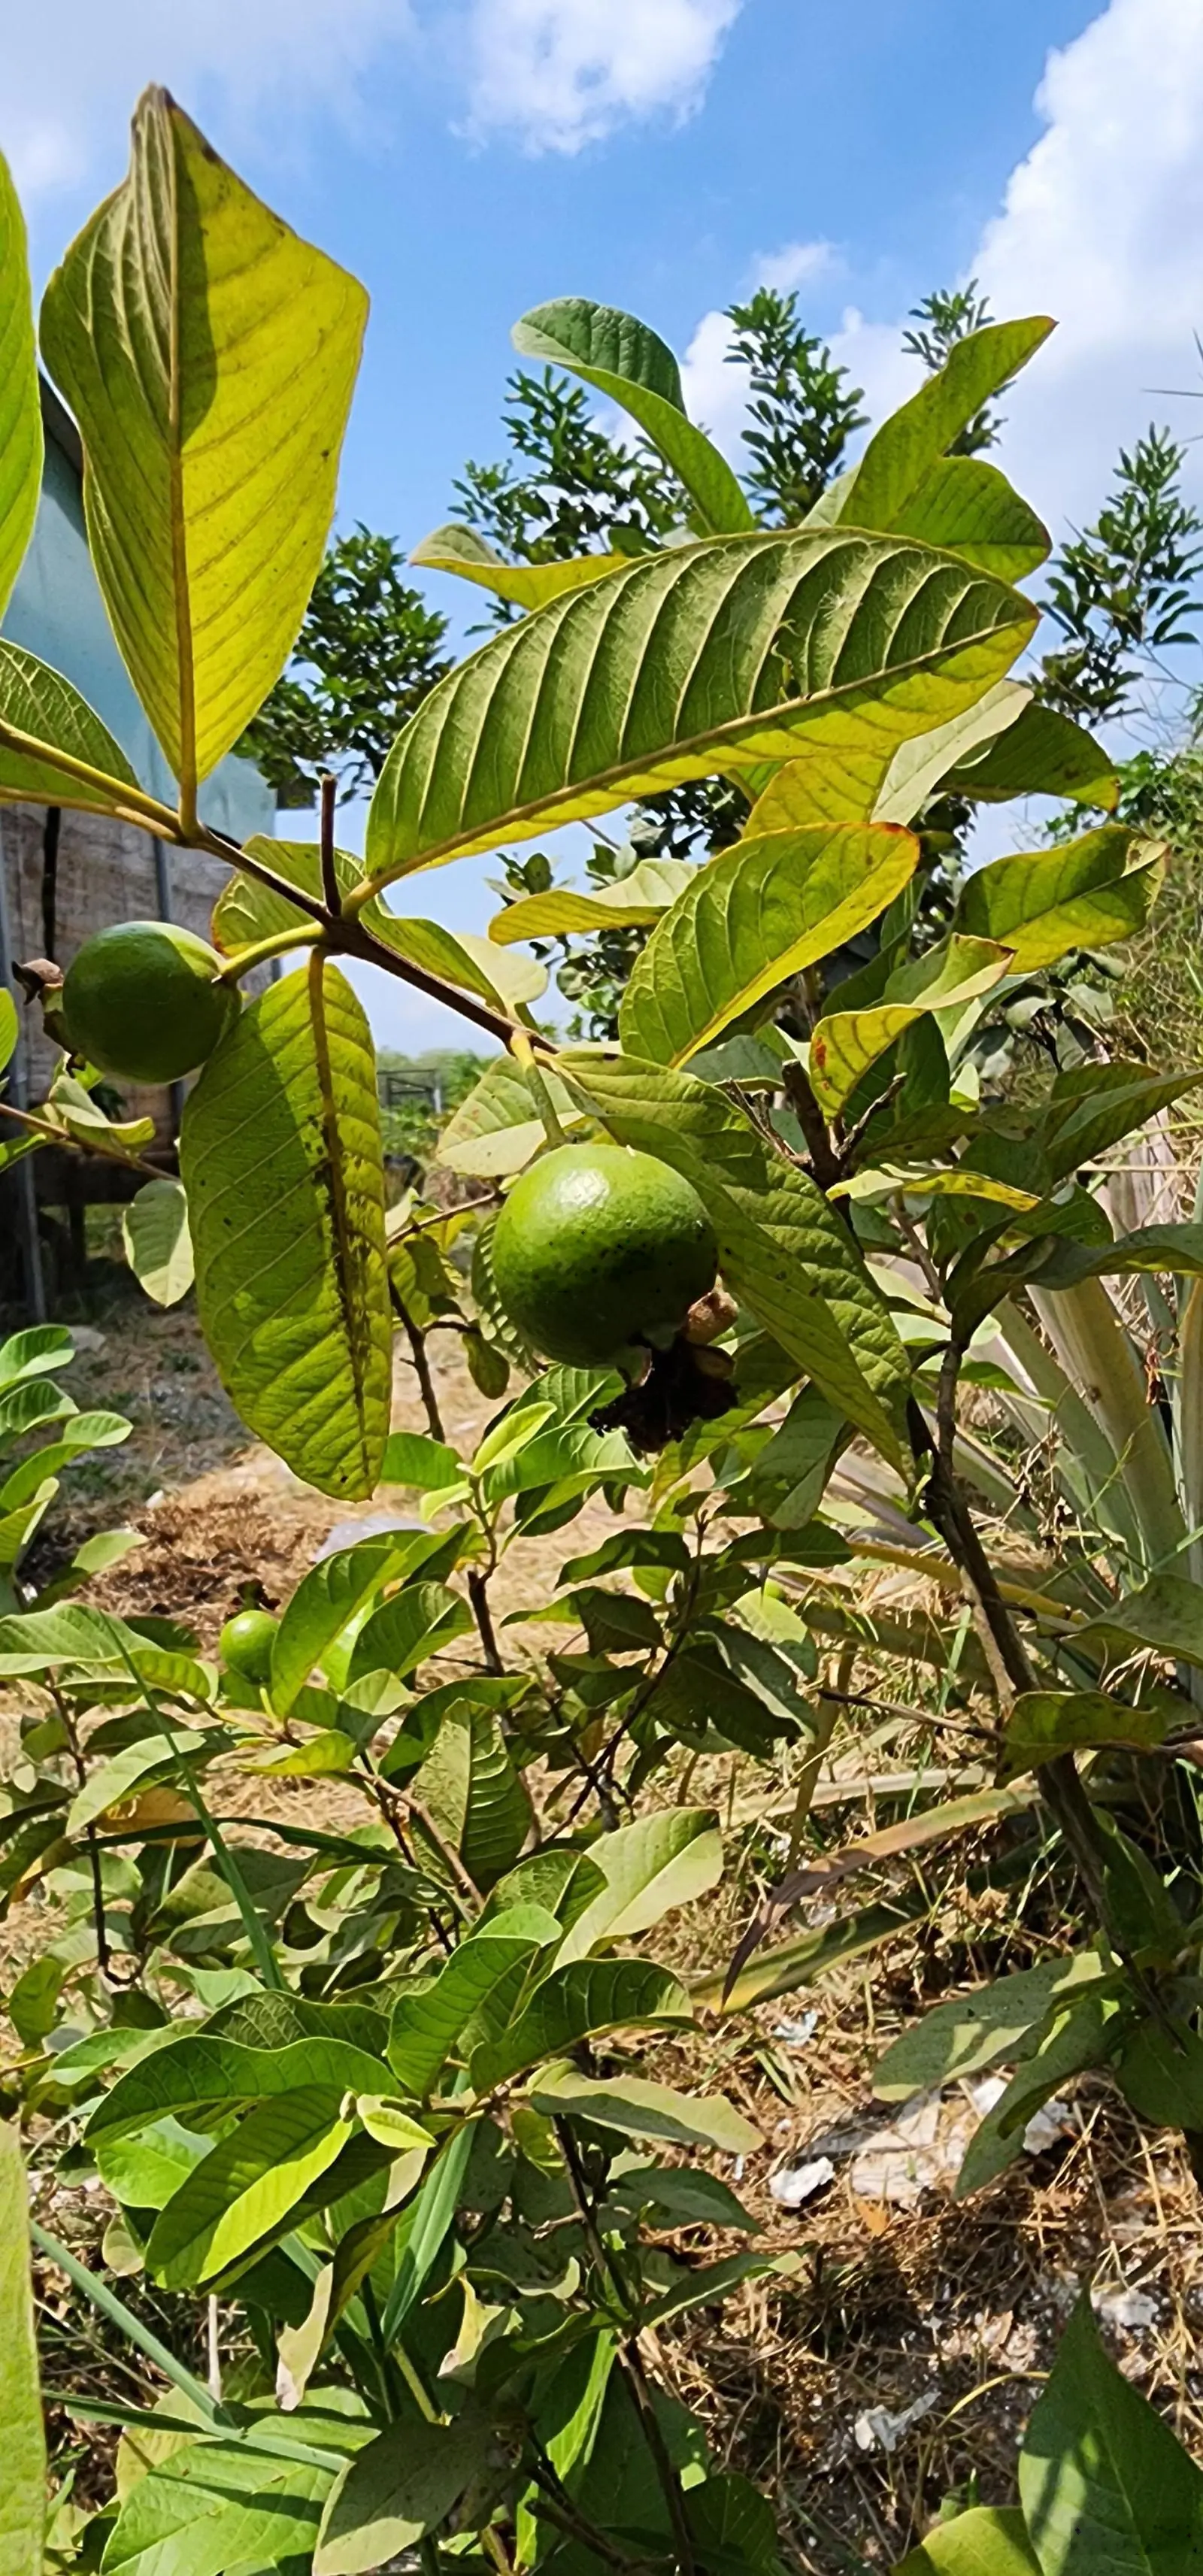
359;603;1032;898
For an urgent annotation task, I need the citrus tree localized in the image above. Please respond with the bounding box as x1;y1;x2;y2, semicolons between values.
6;83;1203;2576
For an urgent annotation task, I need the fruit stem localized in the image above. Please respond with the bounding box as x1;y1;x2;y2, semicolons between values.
511;1030;568;1145
215;925;319;983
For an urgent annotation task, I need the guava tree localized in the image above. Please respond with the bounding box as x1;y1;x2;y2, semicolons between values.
7;84;1203;2576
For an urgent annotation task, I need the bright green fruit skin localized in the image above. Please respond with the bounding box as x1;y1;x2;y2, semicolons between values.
62;920;238;1084
219;1608;278;1684
492;1144;717;1368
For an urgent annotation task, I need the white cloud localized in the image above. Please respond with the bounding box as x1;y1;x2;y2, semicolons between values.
0;0;741;205
462;0;742;153
971;0;1203;530
682;0;1203;554
757;238;837;295
0;1;411;205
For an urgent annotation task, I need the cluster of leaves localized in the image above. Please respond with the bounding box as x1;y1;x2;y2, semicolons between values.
8;85;1203;2575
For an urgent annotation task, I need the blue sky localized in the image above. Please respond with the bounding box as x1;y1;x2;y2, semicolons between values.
5;0;1203;1051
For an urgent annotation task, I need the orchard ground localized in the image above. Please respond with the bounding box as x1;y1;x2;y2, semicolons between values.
5;1271;1203;2568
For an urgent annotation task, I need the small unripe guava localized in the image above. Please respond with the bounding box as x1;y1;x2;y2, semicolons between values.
219;1608;278;1684
62;920;238;1085
492;1143;717;1369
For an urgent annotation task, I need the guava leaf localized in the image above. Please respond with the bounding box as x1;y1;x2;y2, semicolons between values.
1019;2290;1203;2573
345;1581;474;1683
180;961;391;1502
86;2035;395;2143
873;1952;1108;2102
0;153;41;621
998;1690;1168;1782
0;2125;44;2576
270;1530;450;1714
438;1056;583;1179
146;2086;353;2287
41;87;367;799
619;821;920;1066
512;295;753;536
411;520;628;607
100;2437;332;2576
562;1050;912;1468
468;1958;692;2092
489;856;692;945
123;1179;194;1308
411;1700;534;1893
892;2506;1040;2575
808;933;1012;1117
944;697;1117;807
888;453;1050;580
364;528;1035;886
314;2415;491;2576
955;826;1160;972
530;2067;760;2156
213;838;544;1014
556;1809;723;1962
389;1916;556;2099
826;317;1053;529
0;640;143;813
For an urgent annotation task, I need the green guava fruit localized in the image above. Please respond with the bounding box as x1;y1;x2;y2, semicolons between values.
492;1143;717;1368
219;1608;278;1685
62;920;238;1084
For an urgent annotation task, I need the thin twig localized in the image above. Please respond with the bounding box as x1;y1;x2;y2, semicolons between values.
319;771;340;917
0;1096;162;1182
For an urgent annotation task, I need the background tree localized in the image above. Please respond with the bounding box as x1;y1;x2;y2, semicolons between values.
903;278;1004;451
1037;426;1203;723
238;525;451;805
724;283;865;520
453;366;684;605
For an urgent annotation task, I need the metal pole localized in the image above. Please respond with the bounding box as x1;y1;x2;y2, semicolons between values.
0;812;47;1320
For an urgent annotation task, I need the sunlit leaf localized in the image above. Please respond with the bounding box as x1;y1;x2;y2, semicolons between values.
557;1809;723;1962
0;2125;44;2576
998;1690;1168;1781
0;150;41;621
620;821;920;1066
1019;2291;1203;2571
489;856;692;946
123;1179;194;1308
529;2066;760;2155
364;529;1035;886
315;2417;490;2576
512;295;753;535
0;640;144;814
955;826;1160;972
469;1958;692;2092
180;961;391;1501
438;1056;584;1178
826;317;1053;529
146;2087;353;2287
808;932;1012;1117
892;2506;1040;2575
41;89;367;801
411;520;628;607
887;453;1050;580
874;1951;1108;2102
